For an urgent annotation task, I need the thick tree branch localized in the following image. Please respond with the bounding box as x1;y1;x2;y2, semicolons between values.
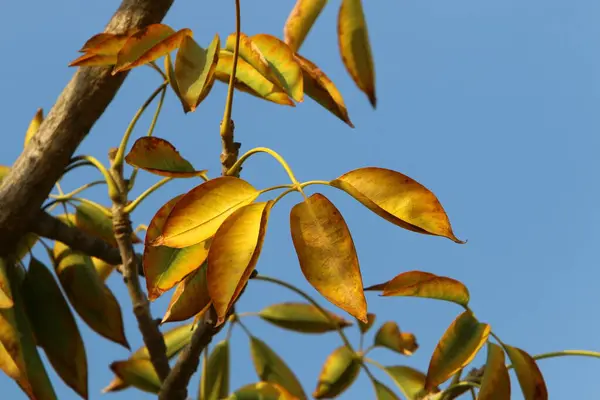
0;0;174;257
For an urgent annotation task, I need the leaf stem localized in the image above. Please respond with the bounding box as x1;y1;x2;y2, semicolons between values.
70;155;119;200
258;184;294;196
148;61;167;80
49;180;106;200
124;177;172;213
300;180;331;188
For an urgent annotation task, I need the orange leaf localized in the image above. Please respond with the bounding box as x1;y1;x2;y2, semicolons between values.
374;321;419;356
290;193;367;322
284;0;328;52
207;201;273;323
331;167;464;243
504;345;548;400
479;343;511;400
161;264;211;324
313;346;360;399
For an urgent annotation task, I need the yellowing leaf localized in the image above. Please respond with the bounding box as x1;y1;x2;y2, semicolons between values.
338;0;376;106
154;177;260;248
479;343;511;400
162;263;211;323
284;0;328;52
69;54;118;67
225;33;278;83
425;311;490;390
366;271;470;306
374;321;419;356
372;379;400;400
215;50;294;106
91;257;117;282
250;336;307;399
23;258;87;399
53;241;129;348
75;202;141;247
258;302;352;334
504;345;547;400
200;340;230;400
313;346;360;399
331;167;463;243
69;33;130;67
125;137;207;178
228;382;296;400
113;24;192;73
358;313;376;334
294;54;353;127
290;193;367;322
250;34;304;102
110;359;160;393
173;34;220;112
208;201;273;322
24;108;43;147
0;259;12;309
385;366;432;400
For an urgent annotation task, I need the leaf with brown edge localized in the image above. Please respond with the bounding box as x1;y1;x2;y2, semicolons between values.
479;343;511;400
258;302;352;334
22;258;87;399
69;33;130;67
24;108;43;147
294;54;353;127
290;193;367;322
173;34;220;112
153;177;260;248
366;271;470;307
225;33;278;84
200;340;230;400
313;346;360;399
358;313;376;334
504;345;547;400
144;195;211;300
331;167;464;243
250;336;307;399
113;24;192;73
385;366;433;400
162;263;211;323
0;259;57;400
110;359;160;393
208;201;273;323
75;202;141;247
284;0;328;52
425;311;490;390
215;50;294;106
338;0;376;107
374;321;419;356
228;382;296;400
251;34;304;102
69;54;118;67
125;137;208;179
372;379;400;400
53;241;129;349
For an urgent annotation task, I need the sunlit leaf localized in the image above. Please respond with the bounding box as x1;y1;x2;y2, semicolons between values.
290;193;367;322
228;382;296;400
162;263;211;323
110;359;160;393
284;0;328;52
425;311;490;389
338;0;376;106
478;343;511;400
258;302;352;334
313;346;360;399
153;177;260;248
208;201;273;322
358;313;376;334
366;271;470;306
250;336;307;399
69;53;118;67
24;108;43;147
331;167;463;243
91;257;117;282
113;24;192;73
374;321;418;356
53;241;129;348
372;379;399;400
294;54;353;127
504;345;547;400
250;34;304;102
225;33;278;84
200;340;230;400
0;259;57;399
172;34;220;112
75;202;141;247
385;366;432;400
144;195;211;300
69;33;131;67
23;258;87;399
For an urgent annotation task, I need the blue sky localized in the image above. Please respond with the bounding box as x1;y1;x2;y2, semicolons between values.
1;0;600;399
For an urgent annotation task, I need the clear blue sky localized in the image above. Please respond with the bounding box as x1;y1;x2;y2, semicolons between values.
1;0;599;399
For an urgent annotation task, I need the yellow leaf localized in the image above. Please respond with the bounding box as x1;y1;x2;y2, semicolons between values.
479;343;511;400
425;311;490;390
228;382;296;400
385;366;433;400
284;0;328;52
53;241;129;348
251;34;304;102
250;336;307;399
358;313;376;334
162;263;211;324
225;33;278;83
290;193;367;322
504;345;548;400
331;167;463;243
91;257;117;282
24;108;43;147
200;340;230;400
69;32;131;67
294;54;353;127
258;302;353;334
110;359;160;393
313;346;360;399
372;379;400;400
338;0;376;106
374;321;419;356
208;201;273;322
69;53;118;67
153;177;260;248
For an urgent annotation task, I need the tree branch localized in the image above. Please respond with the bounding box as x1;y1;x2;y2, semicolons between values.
0;0;174;257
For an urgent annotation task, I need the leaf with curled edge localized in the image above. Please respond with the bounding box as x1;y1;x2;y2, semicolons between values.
374;321;419;356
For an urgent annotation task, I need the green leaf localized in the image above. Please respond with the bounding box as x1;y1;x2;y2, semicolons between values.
200;340;230;400
228;382;296;400
374;321;418;356
372;379;400;400
258;302;353;334
504;345;547;400
110;359;160;393
479;343;511;400
313;346;360;399
75;202;141;247
385;366;432;400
